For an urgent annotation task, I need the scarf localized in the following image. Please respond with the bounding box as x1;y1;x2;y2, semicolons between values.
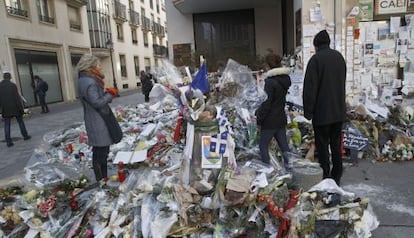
79;67;105;89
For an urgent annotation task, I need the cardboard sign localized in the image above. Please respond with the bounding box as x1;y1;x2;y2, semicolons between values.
343;132;369;151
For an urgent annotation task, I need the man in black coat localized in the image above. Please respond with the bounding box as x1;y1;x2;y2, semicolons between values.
34;75;50;113
303;30;347;186
0;72;31;147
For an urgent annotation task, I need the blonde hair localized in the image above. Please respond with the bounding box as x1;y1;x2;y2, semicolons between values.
77;54;100;73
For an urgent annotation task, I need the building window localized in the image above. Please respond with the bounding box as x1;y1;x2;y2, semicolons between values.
134;56;140;77
131;28;138;44
117;23;124;40
149;0;153;9
5;0;29;18
156;0;159;13
86;0;111;48
68;5;82;31
143;31;148;47
141;0;144;3
37;0;54;24
120;54;127;77
144;57;151;72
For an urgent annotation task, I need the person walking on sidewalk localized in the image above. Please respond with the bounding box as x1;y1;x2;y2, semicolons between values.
34;75;49;113
0;72;31;147
140;70;153;102
303;30;347;186
77;54;118;183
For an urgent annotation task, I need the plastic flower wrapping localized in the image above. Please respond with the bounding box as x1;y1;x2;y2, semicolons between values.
0;59;381;237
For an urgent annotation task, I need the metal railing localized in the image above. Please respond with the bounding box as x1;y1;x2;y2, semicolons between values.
129;9;139;26
114;0;127;21
70;21;81;30
6;6;28;17
141;16;151;31
39;15;55;24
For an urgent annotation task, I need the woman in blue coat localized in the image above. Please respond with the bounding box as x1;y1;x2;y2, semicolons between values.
255;54;292;168
77;54;118;183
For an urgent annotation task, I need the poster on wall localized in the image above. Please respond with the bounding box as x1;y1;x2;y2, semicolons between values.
360;0;374;21
173;43;192;67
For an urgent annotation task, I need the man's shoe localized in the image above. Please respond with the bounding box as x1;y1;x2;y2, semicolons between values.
7;142;14;147
23;135;31;140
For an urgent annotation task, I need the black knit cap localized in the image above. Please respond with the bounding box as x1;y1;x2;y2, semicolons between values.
313;30;330;47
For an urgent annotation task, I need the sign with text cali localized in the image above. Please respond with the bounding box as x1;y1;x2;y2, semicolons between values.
377;0;407;15
343;132;369;151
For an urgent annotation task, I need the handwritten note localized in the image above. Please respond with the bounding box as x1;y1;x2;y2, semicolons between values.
343;132;369;151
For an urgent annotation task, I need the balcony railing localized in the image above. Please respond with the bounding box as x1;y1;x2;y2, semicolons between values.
39;15;55;24
70;21;82;31
129;9;139;26
6;6;28;18
141;16;151;31
113;0;127;22
151;22;165;37
66;0;87;8
153;44;168;57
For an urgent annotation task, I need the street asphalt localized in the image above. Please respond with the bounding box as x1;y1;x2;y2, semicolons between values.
0;89;413;237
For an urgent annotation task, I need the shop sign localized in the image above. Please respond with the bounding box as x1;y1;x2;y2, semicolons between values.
376;0;407;15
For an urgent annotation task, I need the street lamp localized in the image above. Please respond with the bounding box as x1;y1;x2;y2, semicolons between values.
106;39;118;90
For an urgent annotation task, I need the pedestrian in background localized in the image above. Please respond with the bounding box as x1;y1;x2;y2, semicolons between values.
140;70;153;102
0;72;31;147
77;54;118;183
302;30;347;186
34;75;49;113
255;53;292;169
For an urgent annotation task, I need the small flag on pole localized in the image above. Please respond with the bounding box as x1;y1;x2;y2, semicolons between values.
191;57;209;93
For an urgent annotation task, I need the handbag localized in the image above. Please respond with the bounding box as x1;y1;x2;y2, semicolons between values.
83;98;123;143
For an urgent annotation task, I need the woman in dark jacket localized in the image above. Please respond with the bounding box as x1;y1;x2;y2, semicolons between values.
256;54;292;168
140;71;153;102
77;54;118;183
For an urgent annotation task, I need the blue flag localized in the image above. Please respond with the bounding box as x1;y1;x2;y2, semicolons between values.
191;63;209;93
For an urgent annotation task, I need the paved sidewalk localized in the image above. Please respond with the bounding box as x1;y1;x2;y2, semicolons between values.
0;88;413;237
0;89;144;179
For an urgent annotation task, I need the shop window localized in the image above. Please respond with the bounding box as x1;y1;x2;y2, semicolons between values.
134;56;140;76
5;0;29;18
68;5;82;31
37;0;55;24
117;23;124;40
120;54;127;77
14;49;63;107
